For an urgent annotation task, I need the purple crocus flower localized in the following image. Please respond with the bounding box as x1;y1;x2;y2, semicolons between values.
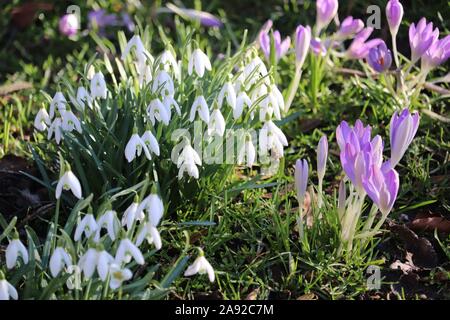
295;25;311;66
409;18;439;63
389;109;420;168
317;135;328;181
295;159;309;202
88;9;118;29
421;35;450;72
181;8;223;28
347;27;383;59
59;14;79;37
337;16;364;40
121;13;135;32
367;41;393;72
316;0;339;33
310;37;336;56
259;30;291;61
363;165;399;215
336;120;372;151
386;0;403;37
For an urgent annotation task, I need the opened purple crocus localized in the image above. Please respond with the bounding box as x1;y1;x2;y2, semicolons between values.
259;30;291;61
363;165;399;215
316;0;339;34
389;109;420;168
386;0;403;37
367;41;392;73
179;8;223;28
59;14;79;37
409;18;440;63
347;27;383;59
337;16;364;40
421;35;450;72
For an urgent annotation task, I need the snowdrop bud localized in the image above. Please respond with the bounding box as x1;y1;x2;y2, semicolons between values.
56;170;82;199
295;159;309;203
5;233;29;269
316;0;338;34
386;0;403;37
50;247;72;277
109;264;133;290
295;25;311;67
0;272;18;300
115;238;145;265
188;48;212;77
389;109;420;168
74;213;98;242
90;72;107;99
49;92;67;119
184;250;215;282
34;108;51;131
317;136;328;182
237;135;256;168
190;96;210;123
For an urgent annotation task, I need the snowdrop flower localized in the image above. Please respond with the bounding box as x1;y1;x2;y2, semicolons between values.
65;265;82;290
188;48;211;77
121;35;151;64
244;55;268;79
295;159;309;203
49;247;72;277
6;235;29;269
163;96;181;116
0;272;18;300
141;130;160;157
135;222;162;250
34;108;51;131
125;133;151;162
109;263;133;290
260;91;281;121
95;210;120;241
159;50;180;79
74;213;98;241
270;84;285;114
189;96;210;123
218;81;236;109
237;135;256;168
115;238;145;265
49;92;67;119
147;98;171;126
75;86;92;109
90;72;107;99
61;110;82;133
56;169;82;199
177;144;202;180
122;200;145;230
47;117;63;144
78;247;114;280
207;108;226;136
233;92;252;119
152;70;175;98
137;194;164;227
184;251;215;283
137;63;153;86
259;120;288;159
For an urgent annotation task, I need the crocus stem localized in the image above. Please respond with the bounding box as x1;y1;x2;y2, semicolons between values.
284;63;303;113
391;33;400;68
317;178;323;209
297;200;304;241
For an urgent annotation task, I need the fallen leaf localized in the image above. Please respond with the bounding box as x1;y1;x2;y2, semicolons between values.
407;212;450;234
245;288;259;300
297;293;318;300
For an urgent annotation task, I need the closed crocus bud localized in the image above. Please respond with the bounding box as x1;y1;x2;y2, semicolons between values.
295;25;311;67
386;0;403;37
367;41;393;73
409;18;440;63
295;159;309;202
59;14;79;37
316;0;338;34
317;136;328;181
389;109;420;168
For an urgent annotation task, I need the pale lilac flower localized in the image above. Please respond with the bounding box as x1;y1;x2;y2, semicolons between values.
317;136;328;181
295;25;312;66
409;18;440;63
259;30;291;61
295;159;308;202
367;41;393;73
389;109;420;168
316;0;339;33
171;5;222;28
421;35;450;72
337;16;364;39
310;38;327;56
363;165;399;215
59;14;79;37
347;27;383;59
386;0;403;37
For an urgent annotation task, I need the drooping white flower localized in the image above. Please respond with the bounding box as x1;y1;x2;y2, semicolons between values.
74;213;98;242
90;72;107;99
109;263;133;290
47;117;63;144
189;96;210;123
147;98;171;126
135;222;162;250
56;170;82;199
218;81;236;109
49;92;67;119
207;108;226;136
260;90;281;121
78;247;114;280
49;247;72;277
176;144;202;180
184;254;215;282
270;84;285;114
61;110;82;133
65;265;82;290
137;62;153;86
125;133;152;162
188;48;212;77
152;70;175;98
75;86;92;109
121;35;152;65
34;108;51;131
121;201;145;230
237;136;256;168
163;96;181;116
5;237;29;269
259;120;288;159
95;210;120;242
137;194;164;227
115;238;145;265
158;50;180;80
0;273;18;300
141;130;160;157
233;92;252;119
